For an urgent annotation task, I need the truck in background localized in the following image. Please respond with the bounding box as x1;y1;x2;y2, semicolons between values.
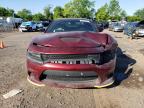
6;17;23;28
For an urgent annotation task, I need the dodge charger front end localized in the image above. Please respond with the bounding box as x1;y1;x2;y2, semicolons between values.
27;31;118;88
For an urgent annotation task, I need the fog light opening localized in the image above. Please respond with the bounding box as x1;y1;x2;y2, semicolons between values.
28;71;31;76
39;73;47;81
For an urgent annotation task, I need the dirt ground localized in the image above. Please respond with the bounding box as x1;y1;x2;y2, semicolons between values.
0;30;144;108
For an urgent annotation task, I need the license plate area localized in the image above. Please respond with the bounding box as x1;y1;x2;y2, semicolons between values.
40;70;98;81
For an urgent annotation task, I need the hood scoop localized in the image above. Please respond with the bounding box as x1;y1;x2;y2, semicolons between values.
33;42;52;47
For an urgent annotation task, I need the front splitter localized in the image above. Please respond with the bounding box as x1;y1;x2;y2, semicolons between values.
27;75;114;88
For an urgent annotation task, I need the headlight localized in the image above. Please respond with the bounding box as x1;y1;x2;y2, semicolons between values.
27;51;43;63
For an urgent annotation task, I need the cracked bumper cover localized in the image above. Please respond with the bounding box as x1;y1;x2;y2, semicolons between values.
27;56;116;88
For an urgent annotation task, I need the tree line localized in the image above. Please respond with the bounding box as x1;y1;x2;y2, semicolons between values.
0;0;144;22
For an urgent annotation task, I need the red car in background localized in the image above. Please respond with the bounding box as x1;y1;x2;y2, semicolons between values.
27;18;118;88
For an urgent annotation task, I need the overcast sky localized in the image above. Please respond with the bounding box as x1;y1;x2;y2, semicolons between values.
0;0;144;15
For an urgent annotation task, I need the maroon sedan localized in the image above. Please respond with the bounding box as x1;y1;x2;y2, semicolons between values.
27;19;118;88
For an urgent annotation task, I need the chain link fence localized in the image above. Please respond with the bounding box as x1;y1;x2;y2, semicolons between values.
0;19;14;32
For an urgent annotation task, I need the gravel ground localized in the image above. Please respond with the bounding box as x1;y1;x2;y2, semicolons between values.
0;30;144;108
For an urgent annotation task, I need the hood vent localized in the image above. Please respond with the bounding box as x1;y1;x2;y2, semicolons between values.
33;43;52;47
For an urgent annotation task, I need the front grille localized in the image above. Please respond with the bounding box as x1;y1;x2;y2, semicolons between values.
41;54;100;64
42;54;90;59
40;70;98;81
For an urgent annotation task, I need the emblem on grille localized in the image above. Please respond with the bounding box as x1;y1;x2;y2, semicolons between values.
66;74;70;77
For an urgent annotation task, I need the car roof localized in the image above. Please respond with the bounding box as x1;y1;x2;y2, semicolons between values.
54;18;92;22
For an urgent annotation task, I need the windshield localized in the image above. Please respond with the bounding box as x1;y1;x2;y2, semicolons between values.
113;23;121;26
46;20;96;33
21;22;32;26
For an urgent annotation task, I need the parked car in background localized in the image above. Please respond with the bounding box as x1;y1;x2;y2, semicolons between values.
123;22;131;35
112;22;124;32
108;22;115;31
103;21;109;28
27;18;118;88
19;21;37;32
108;21;120;31
97;22;104;32
123;22;138;38
133;20;144;38
36;21;51;31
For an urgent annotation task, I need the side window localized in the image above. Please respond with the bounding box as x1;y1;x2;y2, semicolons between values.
80;22;94;31
52;22;66;32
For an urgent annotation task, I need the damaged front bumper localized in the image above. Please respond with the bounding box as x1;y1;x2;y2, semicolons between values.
27;57;116;88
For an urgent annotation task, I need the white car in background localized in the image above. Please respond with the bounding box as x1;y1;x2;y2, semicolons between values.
19;21;37;32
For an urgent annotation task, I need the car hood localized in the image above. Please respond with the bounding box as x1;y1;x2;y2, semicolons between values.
29;31;118;54
31;32;110;48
